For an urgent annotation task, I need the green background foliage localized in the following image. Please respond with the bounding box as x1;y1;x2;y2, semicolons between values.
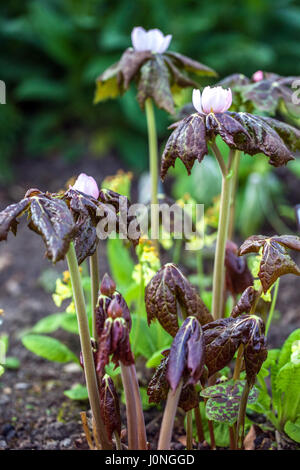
1;0;300;181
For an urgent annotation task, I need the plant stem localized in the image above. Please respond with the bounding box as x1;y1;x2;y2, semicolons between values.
228;151;240;240
233;345;244;381
120;363;139;450
265;279;280;336
158;380;183;450
80;411;95;450
173;238;182;264
114;431;122;451
145;97;159;252
235;380;250;449
229;425;236;450
89;246;100;340
211;151;233;320
129;364;148;450
186;410;193;450
66;243;111;450
194;406;205;443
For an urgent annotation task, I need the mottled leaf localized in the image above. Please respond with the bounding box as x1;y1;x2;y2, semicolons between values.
239;235;300;293
161;114;208;181
201;379;258;425
29;194;76;263
99;374;121;441
118;48;152;89
167;316;205;391
231;286;257;318
225;241;253;296
161;109;297;180
203;314;267;385
137;54;175;114
73;215;98;265
217;73;250;88
145;263;212;337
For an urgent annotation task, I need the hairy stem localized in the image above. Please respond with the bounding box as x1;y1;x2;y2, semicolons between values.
89;246;100;340
66;243;111;450
129;364;148;450
120;363;139;450
145;97;159;252
265;278;280;336
158;380;183;450
211;163;233;320
194;406;205;443
186;410;193;450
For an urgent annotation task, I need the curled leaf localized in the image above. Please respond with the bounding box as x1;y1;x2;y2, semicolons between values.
99;374;121;441
203;315;267;385
147;351;200;412
145;263;212;337
231;286;257;318
0;197;31;241
239;235;300;293
167;316;205;391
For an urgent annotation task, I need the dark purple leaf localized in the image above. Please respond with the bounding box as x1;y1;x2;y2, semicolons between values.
99;374;121;441
145;263;212;337
167;316;205;391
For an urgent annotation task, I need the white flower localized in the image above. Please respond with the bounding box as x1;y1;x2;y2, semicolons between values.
131;26;172;54
72;173;99;199
192;86;232;114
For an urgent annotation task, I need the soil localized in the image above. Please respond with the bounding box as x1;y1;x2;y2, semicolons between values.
0;154;299;451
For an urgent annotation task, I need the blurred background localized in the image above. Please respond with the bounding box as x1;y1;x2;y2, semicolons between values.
0;0;300;181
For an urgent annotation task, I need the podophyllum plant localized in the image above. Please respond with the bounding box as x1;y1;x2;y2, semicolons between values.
1;25;300;451
94;27;217;249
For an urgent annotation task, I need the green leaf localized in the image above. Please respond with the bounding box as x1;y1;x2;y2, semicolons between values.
60;313;78;334
64;384;88;401
146;349;166;369
4;357;20;369
107;237;135;291
276;362;300;422
31;313;63;334
284;418;300;443
278;329;300;369
130;314;171;359
22;334;78;363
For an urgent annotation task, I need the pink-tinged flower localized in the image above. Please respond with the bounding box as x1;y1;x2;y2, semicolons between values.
131;26;172;54
192;86;232;114
72;173;99;199
252;70;264;82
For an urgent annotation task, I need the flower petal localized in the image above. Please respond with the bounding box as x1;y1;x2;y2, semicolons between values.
131;26;147;51
192;89;202;113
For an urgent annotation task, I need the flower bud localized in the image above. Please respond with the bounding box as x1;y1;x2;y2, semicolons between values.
100;273;116;297
252;70;264;82
72;173;99;199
